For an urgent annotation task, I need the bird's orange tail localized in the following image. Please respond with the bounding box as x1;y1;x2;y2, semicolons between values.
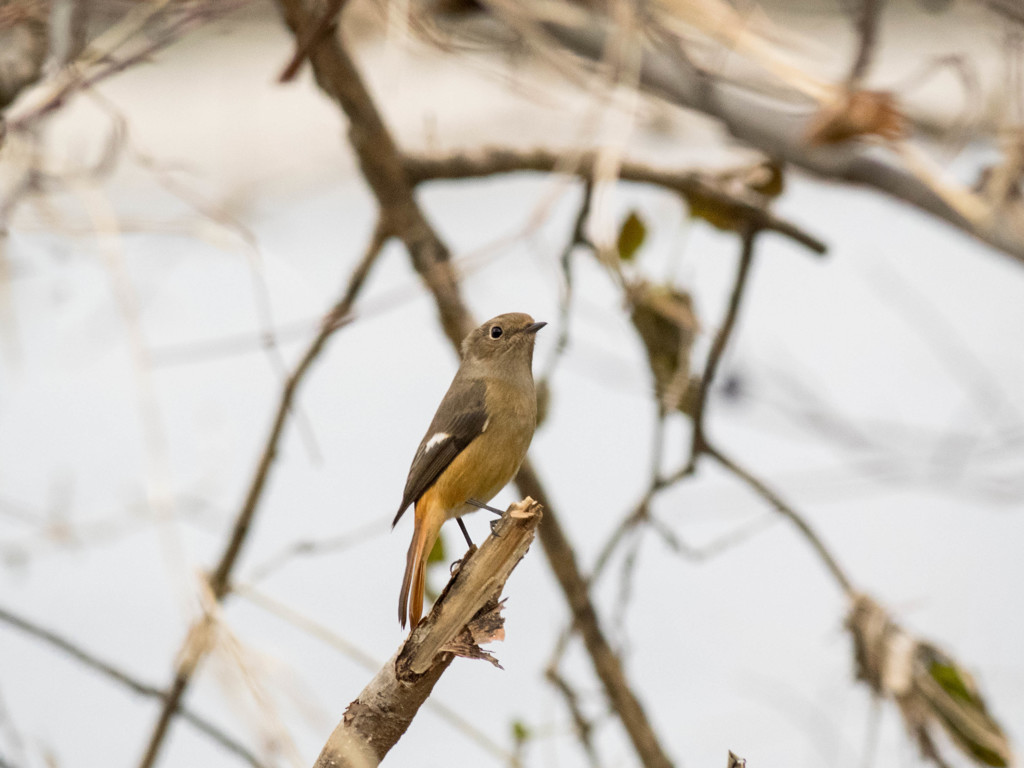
398;494;444;628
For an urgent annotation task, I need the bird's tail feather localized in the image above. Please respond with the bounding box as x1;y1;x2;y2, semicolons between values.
398;497;443;628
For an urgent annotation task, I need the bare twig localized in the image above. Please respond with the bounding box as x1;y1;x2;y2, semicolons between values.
689;225;758;459
703;441;854;594
848;0;884;86
545;665;604;768
539;178;594;387
405;149;827;256
591;226;759;582
312;499;542;768
9;1;248;131
0;604;267;768
136;222;388;768
515;462;674;768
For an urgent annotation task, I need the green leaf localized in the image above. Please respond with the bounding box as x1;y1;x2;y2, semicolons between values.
617;210;647;261
511;719;532;744
427;533;446;565
930;661;978;705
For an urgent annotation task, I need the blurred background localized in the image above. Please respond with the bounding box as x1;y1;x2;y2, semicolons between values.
0;1;1022;767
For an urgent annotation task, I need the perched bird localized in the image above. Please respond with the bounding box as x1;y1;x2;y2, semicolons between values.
394;313;545;628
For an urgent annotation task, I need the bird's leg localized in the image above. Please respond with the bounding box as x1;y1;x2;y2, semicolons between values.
456;517;475;549
467;498;505;536
450;517;477;576
466;498;504;515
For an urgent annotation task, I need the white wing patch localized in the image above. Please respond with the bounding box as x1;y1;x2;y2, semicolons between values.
481;418;490;432
425;432;450;451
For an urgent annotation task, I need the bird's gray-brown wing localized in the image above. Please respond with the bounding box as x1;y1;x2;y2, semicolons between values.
392;377;487;526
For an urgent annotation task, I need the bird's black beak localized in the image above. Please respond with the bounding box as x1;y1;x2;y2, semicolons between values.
523;321;547;334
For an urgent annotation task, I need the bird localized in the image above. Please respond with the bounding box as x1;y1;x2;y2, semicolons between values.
393;312;545;629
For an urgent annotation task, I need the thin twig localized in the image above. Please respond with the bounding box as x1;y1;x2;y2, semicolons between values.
545;665;604;768
405;149;827;256
136;222;388;768
9;1;249;131
0;604;268;768
702;441;854;594
689;224;758;460
848;0;884;86
539;178;594;386
590;226;758;583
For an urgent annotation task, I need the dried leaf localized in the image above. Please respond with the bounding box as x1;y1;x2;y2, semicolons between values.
805;90;906;145
629;281;700;414
846;594;1012;768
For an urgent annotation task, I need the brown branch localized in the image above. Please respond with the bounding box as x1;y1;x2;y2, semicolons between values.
136;222;388;768
515;462;674;768
405;149;828;256
539;178;594;387
276;0;470;348
848;0;884;86
273;5;677;767
689;224;758;459
703;441;854;594
278;0;349;83
0;604;267;768
312;499;542;768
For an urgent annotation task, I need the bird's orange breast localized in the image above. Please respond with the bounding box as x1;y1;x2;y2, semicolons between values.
421;378;535;520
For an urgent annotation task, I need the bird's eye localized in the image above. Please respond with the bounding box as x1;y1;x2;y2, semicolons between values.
490;326;503;339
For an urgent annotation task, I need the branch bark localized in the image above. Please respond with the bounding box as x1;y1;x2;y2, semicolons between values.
312;499;542;768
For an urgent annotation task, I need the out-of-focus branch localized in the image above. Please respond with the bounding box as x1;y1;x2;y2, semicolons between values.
8;1;246;131
278;0;348;82
274;4;677;766
312;499;542;768
593;225;854;600
0;604;267;768
433;7;1024;265
405;149;827;255
689;225;756;460
136;223;389;768
515;462;674;768
0;0;48;112
276;0;470;348
703;442;854;594
848;0;884;85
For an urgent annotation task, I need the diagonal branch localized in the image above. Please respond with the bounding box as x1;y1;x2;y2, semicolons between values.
313;499;542;768
702;442;854;594
0;604;267;768
136;222;389;768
